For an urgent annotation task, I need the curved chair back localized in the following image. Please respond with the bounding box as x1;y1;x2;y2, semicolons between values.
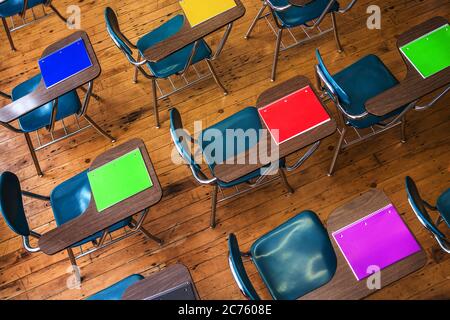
228;234;260;300
0;171;30;237
170;108;197;167
405;176;445;239
169;108;216;187
315;49;350;105
104;7;134;57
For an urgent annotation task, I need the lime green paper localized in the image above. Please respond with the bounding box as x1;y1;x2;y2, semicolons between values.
88;148;153;212
400;24;450;78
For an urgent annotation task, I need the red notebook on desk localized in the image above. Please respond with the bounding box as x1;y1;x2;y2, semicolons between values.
258;85;331;145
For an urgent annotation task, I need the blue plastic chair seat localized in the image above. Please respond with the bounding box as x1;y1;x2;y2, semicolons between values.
0;0;45;17
199;107;284;188
250;211;337;300
333;55;407;128
86;274;144;300
436;188;450;227
137;15;212;79
12;74;82;133
273;0;339;28
50;170;132;247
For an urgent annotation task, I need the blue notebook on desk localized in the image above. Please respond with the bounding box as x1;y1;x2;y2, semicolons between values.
38;38;93;89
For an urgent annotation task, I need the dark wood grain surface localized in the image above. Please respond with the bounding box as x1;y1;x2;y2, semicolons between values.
38;138;162;255
301;189;428;300
365;16;450;116
213;76;337;183
0;31;101;124
122;264;199;300
143;0;245;62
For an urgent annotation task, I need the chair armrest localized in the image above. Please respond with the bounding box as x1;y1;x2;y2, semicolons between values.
190;164;217;185
22;231;42;253
266;0;292;11
338;0;358;13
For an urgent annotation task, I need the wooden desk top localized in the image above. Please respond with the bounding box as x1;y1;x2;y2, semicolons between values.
301;189;427;300
0;31;100;124
365;16;450;116
39;139;162;255
143;0;245;62
122;264;199;300
213;76;337;183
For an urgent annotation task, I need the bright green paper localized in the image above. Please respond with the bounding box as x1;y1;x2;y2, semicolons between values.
400;24;450;78
88;148;153;212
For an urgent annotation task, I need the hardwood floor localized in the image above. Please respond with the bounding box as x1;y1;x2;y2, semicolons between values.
0;0;449;300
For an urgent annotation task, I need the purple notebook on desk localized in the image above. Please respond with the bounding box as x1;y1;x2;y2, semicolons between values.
332;204;421;281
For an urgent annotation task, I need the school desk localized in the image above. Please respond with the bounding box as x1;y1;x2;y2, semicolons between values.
143;0;245;63
122;264;200;300
301;189;427;300
213;75;337;183
38;138;162;255
0;31;100;124
366;16;450;116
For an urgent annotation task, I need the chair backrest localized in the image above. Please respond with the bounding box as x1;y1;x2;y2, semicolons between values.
0;172;30;237
228;234;260;300
169;108;201;171
315;49;351;105
405;176;445;239
104;7;134;57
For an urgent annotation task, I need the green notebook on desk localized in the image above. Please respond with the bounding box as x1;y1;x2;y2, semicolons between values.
400;24;450;78
88;148;153;212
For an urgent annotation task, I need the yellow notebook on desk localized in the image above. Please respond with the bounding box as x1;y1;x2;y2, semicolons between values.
180;0;236;27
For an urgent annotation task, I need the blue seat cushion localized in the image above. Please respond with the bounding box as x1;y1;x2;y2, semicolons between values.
333;55;407;128
199;107;284;188
12;74;82;133
0;0;45;17
272;0;339;28
436;188;450;228
50;170;132;247
251;210;337;300
137;15;212;78
86;274;144;300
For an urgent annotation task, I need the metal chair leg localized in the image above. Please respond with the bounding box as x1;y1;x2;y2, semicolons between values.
271;28;283;82
24;133;43;177
67;248;77;267
278;168;294;194
139;227;163;245
48;4;67;23
244;4;267;39
66;247;83;283
331;11;343;53
401;114;407;143
210;184;218;229
206;59;228;95
79;86;101;101
328;127;346;176
151;78;160;128
2;17;16;51
133;52;141;84
83;114;116;142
